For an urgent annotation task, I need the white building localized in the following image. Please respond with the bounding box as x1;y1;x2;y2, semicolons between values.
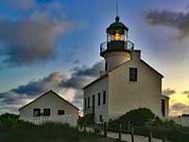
19;90;79;127
83;16;169;123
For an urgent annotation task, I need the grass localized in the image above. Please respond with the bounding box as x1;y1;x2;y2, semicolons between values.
0;113;119;142
0;122;102;142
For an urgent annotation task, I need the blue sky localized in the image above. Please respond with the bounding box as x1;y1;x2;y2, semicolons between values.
1;0;189;115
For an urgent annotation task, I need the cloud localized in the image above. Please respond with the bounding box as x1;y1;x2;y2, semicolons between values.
62;61;104;89
0;72;66;105
0;61;103;113
145;10;189;38
162;88;176;96
72;62;104;77
171;103;188;111
0;1;74;66
182;90;189;95
170;103;189;115
2;0;36;11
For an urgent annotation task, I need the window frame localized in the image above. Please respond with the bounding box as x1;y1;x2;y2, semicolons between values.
84;98;87;109
103;91;106;104
43;108;50;116
129;68;138;82
98;93;101;106
161;99;166;116
99;114;103;122
58;110;65;115
88;97;90;108
33;108;40;117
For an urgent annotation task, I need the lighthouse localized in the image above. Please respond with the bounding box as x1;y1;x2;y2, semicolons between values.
100;16;134;72
83;16;169;124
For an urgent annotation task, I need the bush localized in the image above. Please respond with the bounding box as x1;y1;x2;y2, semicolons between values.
109;108;155;130
78;113;94;127
0;113;34;129
0;113;19;129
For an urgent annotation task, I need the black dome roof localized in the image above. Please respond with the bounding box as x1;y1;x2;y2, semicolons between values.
107;16;128;34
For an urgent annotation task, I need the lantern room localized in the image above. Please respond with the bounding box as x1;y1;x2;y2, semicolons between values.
100;16;134;57
107;16;128;42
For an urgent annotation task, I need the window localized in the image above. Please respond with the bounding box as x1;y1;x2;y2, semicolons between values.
129;68;137;81
161;99;165;116
84;98;87;109
98;93;101;106
33;108;40;117
103;91;106;104
105;62;108;71
99;115;103;122
43;108;50;116
58;110;65;115
88;97;90;108
92;95;95;114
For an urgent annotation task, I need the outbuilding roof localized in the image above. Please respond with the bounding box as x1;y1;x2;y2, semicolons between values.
19;90;79;111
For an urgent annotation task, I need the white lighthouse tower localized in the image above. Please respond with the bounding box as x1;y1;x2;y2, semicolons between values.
100;16;134;72
83;15;169;124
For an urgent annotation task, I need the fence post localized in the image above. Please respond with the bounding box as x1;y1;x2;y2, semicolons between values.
131;126;134;142
148;129;152;142
118;123;122;142
103;122;107;137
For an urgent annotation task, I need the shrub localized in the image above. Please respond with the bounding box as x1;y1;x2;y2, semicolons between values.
109;108;155;130
0;113;19;129
0;113;34;129
78;113;94;127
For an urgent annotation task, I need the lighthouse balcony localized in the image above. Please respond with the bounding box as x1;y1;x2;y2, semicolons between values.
100;40;134;56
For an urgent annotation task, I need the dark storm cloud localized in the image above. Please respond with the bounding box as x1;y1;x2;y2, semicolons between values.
62;61;104;89
72;62;104;77
0;72;64;104
0;61;103;111
145;10;189;38
0;1;73;66
162;88;176;96
12;72;64;96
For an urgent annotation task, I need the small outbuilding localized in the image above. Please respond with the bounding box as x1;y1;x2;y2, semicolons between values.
19;90;79;127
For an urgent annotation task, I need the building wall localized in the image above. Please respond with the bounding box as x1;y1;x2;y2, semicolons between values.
83;77;109;123
104;52;130;72
108;51;167;119
19;92;78;127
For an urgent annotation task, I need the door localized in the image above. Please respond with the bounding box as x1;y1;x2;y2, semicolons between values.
92;95;95;114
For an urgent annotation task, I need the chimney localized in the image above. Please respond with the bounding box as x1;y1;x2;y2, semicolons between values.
130;50;141;61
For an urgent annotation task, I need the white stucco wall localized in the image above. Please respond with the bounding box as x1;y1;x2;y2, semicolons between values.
84;50;168;123
108;51;167;119
19;91;79;127
84;77;109;123
104;52;130;72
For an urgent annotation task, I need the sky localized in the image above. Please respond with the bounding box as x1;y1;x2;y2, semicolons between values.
0;0;189;116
